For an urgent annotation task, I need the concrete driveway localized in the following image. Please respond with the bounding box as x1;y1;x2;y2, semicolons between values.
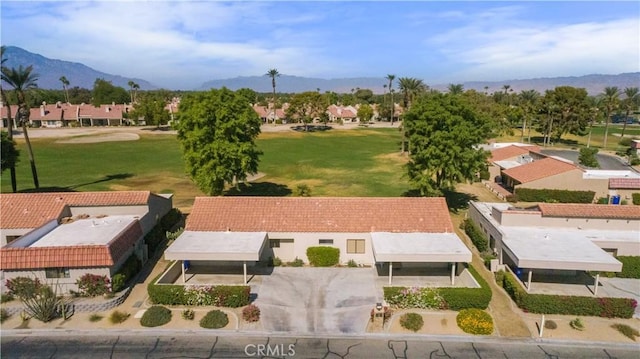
253;267;379;334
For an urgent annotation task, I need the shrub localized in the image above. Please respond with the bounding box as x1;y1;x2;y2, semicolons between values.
109;310;130;324
242;304;260;322
616;256;640;279
144;225;165;253
148;282;249;307
200;310;229;329
544;320;557;330
569;317;584;331
211;286;250;307
294;184;312;197
439;266;492;310
399;313;423;332
76;274;111;297
611;323;640;340
306;246;340;267
578;147;599;168
0;309;9;323
148;282;186;305
347;259;358;268
5;277;42;299
456;309;494;335
89;314;103;322
269;257;282;267
596;197;610;204
140;306;172;327
514;188;595;203
287;257;304;267
1;293;15;303
21;285;60;322
113;253;142;291
181;309;195;320
111;274;126;294
166;227;184;241
161;208;183;232
384;287;444;309
462;219;488;252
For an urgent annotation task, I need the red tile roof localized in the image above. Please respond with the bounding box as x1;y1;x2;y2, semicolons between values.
537;203;640;220
186;197;454;233
490;145;540;162
502;157;580;184
1;191;151;229
609;178;640;189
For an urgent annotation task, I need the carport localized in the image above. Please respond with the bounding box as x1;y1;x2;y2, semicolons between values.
501;227;623;295
371;232;472;285
164;231;268;284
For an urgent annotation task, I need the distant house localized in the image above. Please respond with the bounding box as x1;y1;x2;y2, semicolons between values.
29;102;79;128
253;104;286;123
486;144;543;182
0;191;173;293
327;105;358;123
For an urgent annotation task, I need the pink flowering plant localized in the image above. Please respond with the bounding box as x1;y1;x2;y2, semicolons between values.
386;286;444;309
76;274;111;297
184;285;215;306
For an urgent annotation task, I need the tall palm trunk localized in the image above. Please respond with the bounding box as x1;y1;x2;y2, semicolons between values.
603;110;611;149
1;90;17;192
17;106;38;188
621;108;631;137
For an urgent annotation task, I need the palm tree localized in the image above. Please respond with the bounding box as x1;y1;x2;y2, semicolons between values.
448;84;464;95
621;87;639;137
386;74;395;124
398;77;426;110
585;96;601;148
127;80;140;103
132;82;140;103
0;46;17;192
601;86;620;149
519;89;540;143
266;68;280;124
59;76;70;103
1;65;40;189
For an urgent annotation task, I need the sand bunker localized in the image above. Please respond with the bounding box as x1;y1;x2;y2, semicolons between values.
56;133;140;144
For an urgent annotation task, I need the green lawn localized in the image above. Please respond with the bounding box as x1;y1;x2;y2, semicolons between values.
1;128;411;208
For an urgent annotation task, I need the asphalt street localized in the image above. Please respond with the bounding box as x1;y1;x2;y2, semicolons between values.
540;150;633;171
2;332;639;359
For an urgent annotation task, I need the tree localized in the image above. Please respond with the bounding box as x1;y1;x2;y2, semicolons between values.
386;74;396;124
59;76;70;103
398;77;426;110
0;45;17;192
1;64;40;189
601;86;620;149
236;88;257;104
92;78;129;106
448;84;464;95
545;86;590;141
404;93;490;196
127;80;140;103
128;93;170;128
266;68;280;123
518;89;540;143
578;147;599;168
285;91;326;131
357;103;374;123
621;87;639;137
176;88;262;195
585;96;602;148
354;88;373;104
1;131;19;173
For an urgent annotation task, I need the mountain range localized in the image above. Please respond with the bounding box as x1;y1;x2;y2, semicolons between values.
2;46;638;95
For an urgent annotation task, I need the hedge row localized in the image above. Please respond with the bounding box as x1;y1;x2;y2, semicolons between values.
497;270;636;318
384;265;491;310
306;246;340;267
513;188;595;203
148;280;250;307
462;219;488;252
145;209;183;253
633;193;640;205
616;256;640;279
112;253;142;292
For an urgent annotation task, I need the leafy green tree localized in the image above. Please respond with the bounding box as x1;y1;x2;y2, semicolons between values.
544;86;590;142
1;64;40;189
621;87;639;137
462;89;510;138
59;76;70;103
354;88;374;104
357;103;374;123
601;86;620;149
68;86;92;104
92;78;129;106
236;88;257;104
176;88;262;195
128;93;170;128
404;93;490;196
585;96;602;148
578;147;599;168
285;91;326;131
1;131;19;173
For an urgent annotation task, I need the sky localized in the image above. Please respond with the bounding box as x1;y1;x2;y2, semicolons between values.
1;1;639;90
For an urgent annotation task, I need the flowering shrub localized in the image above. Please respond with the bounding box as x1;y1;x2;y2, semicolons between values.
385;287;444;309
76;274;111;297
456;309;493;335
6;277;42;299
242;304;260;322
184;285;216;306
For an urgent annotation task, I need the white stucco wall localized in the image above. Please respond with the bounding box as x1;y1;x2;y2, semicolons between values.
266;232;374;265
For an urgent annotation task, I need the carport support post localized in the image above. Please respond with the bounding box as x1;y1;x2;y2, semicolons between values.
527;269;533;292
181;260;186;283
450;262;456;285
388;262;393;285
594;273;600;296
243;261;247;284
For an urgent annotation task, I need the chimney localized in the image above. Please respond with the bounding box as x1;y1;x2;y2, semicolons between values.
40;105;45;117
56;101;62;109
106;106;110;113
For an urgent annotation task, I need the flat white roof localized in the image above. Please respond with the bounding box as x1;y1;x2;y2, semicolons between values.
30;216;138;247
501;227;623;272
494;160;522;169
164;231;267;261
583;170;640;180
371;232;472;262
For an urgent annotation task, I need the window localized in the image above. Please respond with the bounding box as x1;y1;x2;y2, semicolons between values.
45;268;70;279
319;239;333;245
6;235;21;244
270;239;280;248
347;239;365;254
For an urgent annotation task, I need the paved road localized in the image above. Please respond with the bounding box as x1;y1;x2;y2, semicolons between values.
2;332;639;358
540;150;633;171
254;267;378;334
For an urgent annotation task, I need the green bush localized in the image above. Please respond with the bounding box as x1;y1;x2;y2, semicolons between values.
570;317;584;331
1;293;15;303
211;286;250;307
456;309;493;335
111;274;126;293
514;188;595;203
578;147;599;168
182;309;195;320
462;219;488;252
294;184;312;197
306;246;340;267
347;259;358;268
0;309;9;323
76;274;111;297
617;256;640;279
611;323;640;340
242;304;260;322
287;257;304;267
109;310;130;324
147;282;186;305
439;266;492;310
399;313;424;332
89;314;103;322
113;253;142;291
5;277;42;299
200;310;229;329
597;197;610;204
161;208;183;232
140;306;172;327
269;257;282;267
148;280;249;307
384;287;444;309
144;225;165;253
544;320;557;330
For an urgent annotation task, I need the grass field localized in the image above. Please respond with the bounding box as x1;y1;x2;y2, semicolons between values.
503;124;640;150
1;128;410;209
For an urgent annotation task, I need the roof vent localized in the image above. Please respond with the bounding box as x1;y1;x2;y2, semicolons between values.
543;234;550;240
